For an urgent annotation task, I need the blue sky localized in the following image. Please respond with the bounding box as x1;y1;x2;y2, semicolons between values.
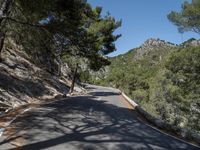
88;0;199;56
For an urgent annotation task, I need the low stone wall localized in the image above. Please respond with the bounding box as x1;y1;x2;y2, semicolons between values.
121;92;200;146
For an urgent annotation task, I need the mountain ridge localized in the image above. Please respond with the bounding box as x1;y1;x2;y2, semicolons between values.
112;38;200;59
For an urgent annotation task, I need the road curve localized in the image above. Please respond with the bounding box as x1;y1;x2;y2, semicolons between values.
0;85;199;150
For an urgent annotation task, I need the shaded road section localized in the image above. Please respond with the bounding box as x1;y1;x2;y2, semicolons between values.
0;85;199;150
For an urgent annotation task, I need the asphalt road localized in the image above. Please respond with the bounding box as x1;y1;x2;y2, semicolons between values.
0;85;199;150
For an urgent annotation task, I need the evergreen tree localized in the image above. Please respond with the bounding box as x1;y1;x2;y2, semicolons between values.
168;0;200;34
60;6;121;93
0;0;121;93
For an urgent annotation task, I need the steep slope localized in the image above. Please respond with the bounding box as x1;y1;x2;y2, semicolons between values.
88;38;200;134
89;38;177;84
130;38;176;60
0;48;72;114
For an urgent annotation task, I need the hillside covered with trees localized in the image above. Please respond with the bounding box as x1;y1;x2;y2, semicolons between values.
86;38;200;134
85;0;200;134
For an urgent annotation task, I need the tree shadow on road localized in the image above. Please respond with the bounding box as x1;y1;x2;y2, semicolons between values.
89;91;120;97
0;93;199;150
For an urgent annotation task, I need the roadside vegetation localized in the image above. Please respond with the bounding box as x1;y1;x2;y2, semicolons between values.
0;0;199;136
84;0;200;134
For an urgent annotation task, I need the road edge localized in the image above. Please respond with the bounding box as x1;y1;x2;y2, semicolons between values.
120;91;200;148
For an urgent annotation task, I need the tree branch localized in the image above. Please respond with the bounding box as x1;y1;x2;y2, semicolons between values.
4;16;53;37
4;16;43;28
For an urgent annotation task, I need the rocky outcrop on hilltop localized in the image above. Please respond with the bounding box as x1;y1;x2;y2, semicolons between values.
143;38;176;48
132;38;200;60
133;38;177;60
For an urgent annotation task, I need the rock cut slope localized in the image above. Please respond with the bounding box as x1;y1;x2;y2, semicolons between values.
0;48;70;113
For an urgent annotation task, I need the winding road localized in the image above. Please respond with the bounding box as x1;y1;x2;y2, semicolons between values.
0;85;199;150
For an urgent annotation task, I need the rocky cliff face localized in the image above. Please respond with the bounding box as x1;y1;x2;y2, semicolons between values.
132;38;177;60
126;38;200;61
0;48;71;113
143;38;176;48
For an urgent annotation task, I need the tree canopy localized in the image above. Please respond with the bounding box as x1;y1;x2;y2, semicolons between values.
168;0;200;34
0;0;121;70
0;0;121;92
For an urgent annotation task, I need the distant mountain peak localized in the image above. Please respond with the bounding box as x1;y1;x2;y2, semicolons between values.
143;38;175;48
181;38;200;47
132;38;176;60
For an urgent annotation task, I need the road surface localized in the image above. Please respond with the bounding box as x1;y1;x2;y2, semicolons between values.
0;85;199;150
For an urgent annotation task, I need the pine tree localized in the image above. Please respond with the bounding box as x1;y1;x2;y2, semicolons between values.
168;0;200;34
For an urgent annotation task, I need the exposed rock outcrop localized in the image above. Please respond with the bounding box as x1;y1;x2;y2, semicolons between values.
0;48;71;113
133;38;177;60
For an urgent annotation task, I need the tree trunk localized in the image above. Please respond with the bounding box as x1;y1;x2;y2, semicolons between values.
56;55;62;76
69;64;78;94
0;32;5;61
0;0;13;60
